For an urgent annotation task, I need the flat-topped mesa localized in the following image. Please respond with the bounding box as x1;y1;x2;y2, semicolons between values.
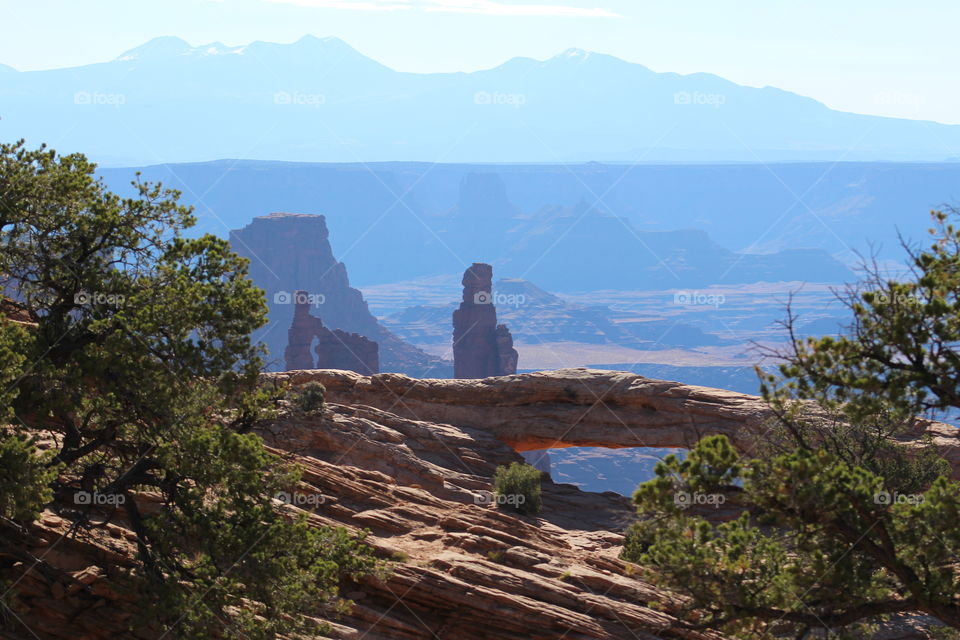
284;290;379;375
230;213;447;376
452;263;519;378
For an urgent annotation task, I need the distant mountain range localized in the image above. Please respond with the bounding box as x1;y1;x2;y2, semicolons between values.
4;35;960;165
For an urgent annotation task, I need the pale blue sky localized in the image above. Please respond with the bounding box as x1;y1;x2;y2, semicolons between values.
4;0;958;123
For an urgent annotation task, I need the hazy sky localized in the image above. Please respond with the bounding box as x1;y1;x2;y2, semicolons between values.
4;0;958;123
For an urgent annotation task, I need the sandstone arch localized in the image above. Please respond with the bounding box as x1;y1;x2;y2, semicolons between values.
267;368;960;476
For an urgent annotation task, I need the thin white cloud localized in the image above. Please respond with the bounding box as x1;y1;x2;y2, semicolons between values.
265;0;413;11
425;0;619;17
265;0;619;17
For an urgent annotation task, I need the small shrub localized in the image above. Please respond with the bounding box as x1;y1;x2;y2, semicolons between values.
620;520;654;564
493;462;542;515
294;381;326;414
486;550;505;563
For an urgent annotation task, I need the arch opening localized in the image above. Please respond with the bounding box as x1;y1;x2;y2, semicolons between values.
523;447;687;497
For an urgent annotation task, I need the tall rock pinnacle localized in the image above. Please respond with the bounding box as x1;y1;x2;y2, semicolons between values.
452;263;519;379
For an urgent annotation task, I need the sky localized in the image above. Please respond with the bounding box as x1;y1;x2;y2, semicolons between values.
3;0;958;123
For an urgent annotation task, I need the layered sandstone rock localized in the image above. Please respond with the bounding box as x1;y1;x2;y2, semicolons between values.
3;378;731;640
249;385;725;639
452;263;519;378
5;368;950;639
230;213;451;376
277;368;960;476
284;290;379;374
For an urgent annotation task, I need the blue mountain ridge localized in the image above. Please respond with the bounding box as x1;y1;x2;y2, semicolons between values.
3;35;960;165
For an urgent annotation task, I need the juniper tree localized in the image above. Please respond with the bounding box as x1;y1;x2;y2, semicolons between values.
623;211;960;639
0;141;382;639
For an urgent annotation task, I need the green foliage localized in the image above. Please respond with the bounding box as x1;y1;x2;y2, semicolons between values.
148;507;381;639
293;381;327;414
623;211;960;637
0;323;25;417
626;437;960;637
767;208;960;421
0;141;384;638
0;322;56;523
0;434;59;523
493;462;542;515
486;550;505;563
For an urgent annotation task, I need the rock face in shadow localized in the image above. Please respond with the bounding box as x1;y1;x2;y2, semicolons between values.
495;323;519;374
452;263;519;378
230;213;451;377
521;449;553;474
285;290;379;374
